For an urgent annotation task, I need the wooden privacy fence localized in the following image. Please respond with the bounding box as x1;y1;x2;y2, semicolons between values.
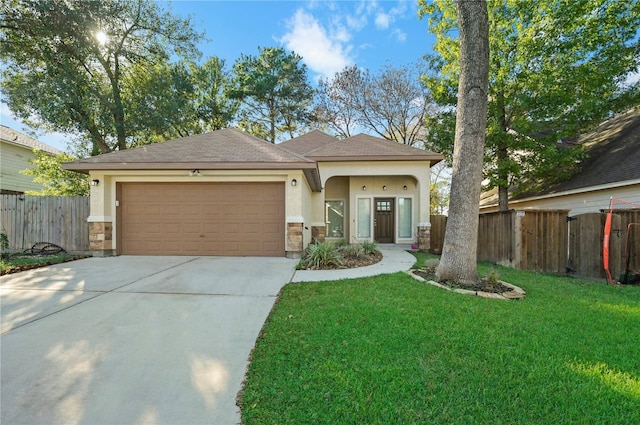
429;215;447;254
430;209;640;279
569;209;640;280
478;210;569;273
430;210;570;273
0;195;90;253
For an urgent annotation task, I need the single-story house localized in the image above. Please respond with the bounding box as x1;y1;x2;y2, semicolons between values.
63;129;443;257
0;125;62;194
479;107;640;214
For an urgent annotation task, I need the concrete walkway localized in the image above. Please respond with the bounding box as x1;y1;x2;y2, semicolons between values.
291;245;416;282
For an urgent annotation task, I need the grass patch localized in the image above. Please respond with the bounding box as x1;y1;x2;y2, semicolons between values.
1;253;87;275
241;262;640;424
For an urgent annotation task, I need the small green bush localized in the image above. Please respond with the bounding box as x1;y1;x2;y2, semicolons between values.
485;268;501;286
301;241;343;270
335;238;347;247
340;244;365;259
361;240;377;255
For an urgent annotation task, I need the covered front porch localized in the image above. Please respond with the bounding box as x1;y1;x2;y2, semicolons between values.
306;162;434;251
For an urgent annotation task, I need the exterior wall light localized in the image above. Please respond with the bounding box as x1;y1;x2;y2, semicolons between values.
362;185;367;191
189;169;201;177
90;179;100;186
382;185;387;190
403;185;408;190
291;179;297;186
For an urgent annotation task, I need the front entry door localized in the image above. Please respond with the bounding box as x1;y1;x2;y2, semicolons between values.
374;198;394;243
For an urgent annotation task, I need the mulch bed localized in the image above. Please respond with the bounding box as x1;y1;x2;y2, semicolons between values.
412;269;513;294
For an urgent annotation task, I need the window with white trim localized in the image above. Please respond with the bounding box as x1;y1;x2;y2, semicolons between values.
398;197;412;238
325;200;344;238
357;198;371;239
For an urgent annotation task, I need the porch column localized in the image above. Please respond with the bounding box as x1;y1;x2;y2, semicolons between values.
417;224;431;252
88;174;115;256
286;221;304;258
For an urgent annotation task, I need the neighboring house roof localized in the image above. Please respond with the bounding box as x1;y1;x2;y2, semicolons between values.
0;125;61;155
480;107;640;207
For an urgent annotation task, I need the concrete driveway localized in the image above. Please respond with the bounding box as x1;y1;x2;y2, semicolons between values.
0;255;297;425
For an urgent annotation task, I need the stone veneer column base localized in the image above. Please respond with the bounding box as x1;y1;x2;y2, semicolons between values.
417;225;431;252
311;226;326;243
89;222;114;257
286;222;304;259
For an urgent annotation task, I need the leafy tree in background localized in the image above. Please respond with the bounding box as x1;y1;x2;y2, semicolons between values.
22;151;89;196
1;0;203;155
229;47;314;143
435;0;490;286
126;57;238;145
419;0;640;211
314;63;435;145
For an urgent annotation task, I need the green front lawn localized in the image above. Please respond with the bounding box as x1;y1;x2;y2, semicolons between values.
241;257;640;424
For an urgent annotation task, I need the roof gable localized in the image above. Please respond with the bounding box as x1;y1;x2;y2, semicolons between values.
64;128;315;171
277;130;338;155
280;131;443;163
0;126;61;155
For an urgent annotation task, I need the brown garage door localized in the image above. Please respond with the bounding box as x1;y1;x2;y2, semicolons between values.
117;182;285;256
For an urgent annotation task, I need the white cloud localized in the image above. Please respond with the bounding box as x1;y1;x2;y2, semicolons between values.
375;12;391;29
280;9;353;80
391;28;407;43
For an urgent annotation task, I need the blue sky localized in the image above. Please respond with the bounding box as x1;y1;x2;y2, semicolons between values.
0;0;436;152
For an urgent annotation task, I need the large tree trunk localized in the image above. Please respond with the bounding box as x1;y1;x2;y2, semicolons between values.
435;0;490;286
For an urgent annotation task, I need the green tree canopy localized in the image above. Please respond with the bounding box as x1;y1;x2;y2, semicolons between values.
228;47;314;143
22;151;89;196
126;57;238;145
419;0;640;210
1;0;203;154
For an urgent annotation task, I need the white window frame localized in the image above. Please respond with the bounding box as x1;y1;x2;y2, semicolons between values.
324;199;346;240
355;196;373;241
396;195;415;242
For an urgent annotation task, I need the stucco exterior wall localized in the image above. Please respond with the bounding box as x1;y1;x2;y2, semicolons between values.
318;160;433;244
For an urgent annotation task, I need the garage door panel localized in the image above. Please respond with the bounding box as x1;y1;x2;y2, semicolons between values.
120;182;285;256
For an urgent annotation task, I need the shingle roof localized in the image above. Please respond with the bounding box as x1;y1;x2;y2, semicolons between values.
280;132;443;163
277;130;338;155
517;108;640;198
480;108;640;207
64;128;316;172
0;125;61;155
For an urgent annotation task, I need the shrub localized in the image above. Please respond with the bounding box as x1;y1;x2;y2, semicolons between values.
361;240;378;255
302;241;343;270
340;243;365;259
0;231;9;258
485;268;501;286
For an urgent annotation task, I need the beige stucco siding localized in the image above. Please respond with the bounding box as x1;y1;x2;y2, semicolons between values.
319;160;432;223
318;160;433;243
480;182;640;215
0;143;46;193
